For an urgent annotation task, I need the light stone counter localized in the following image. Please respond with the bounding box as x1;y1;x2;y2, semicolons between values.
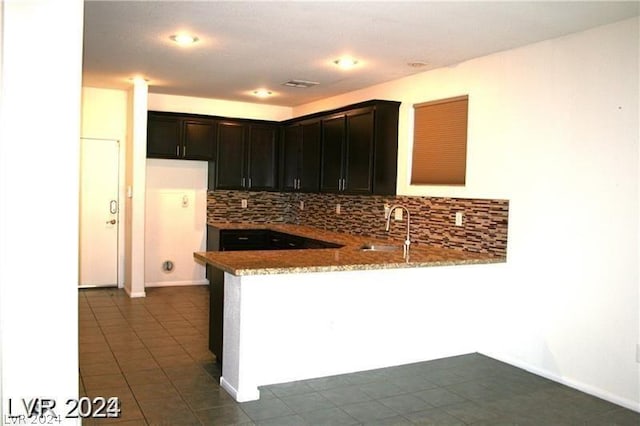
194;223;504;276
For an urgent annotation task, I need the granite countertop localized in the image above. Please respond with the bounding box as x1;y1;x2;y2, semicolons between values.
193;223;505;276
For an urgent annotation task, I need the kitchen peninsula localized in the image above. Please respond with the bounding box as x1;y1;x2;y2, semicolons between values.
194;224;505;402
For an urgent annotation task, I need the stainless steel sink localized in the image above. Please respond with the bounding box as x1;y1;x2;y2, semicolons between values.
359;243;400;252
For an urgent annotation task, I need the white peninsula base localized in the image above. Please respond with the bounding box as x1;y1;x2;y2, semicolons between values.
219;263;501;402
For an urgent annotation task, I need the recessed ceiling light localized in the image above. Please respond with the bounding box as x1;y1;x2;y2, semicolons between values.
128;76;149;83
252;89;273;98
170;34;199;45
333;57;359;69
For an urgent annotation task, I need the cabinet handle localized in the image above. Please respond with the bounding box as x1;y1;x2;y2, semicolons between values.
237;237;249;241
248;178;252;188
176;145;180;157
242;177;246;187
295;178;299;189
183;146;186;157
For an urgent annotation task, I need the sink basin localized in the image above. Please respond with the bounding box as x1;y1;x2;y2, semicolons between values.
359;243;400;252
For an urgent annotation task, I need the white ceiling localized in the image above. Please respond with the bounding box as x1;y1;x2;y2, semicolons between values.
82;1;639;107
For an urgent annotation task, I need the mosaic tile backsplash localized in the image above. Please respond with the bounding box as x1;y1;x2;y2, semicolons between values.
207;190;508;257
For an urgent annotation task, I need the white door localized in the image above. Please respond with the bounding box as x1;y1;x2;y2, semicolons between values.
79;138;120;288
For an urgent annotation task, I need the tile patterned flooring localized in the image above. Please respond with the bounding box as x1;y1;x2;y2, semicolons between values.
79;286;639;425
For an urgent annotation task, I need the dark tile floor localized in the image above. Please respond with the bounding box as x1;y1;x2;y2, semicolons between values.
79;286;639;425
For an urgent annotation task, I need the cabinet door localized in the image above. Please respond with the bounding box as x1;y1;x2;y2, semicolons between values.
300;121;321;192
372;102;400;195
220;230;269;250
345;110;374;194
268;231;304;250
147;115;181;158
320;115;345;192
183;119;216;160
247;125;278;191
281;125;301;191
216;122;246;189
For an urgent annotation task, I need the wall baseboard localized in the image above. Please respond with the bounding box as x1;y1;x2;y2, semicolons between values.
145;279;209;288
123;286;146;298
479;351;640;413
220;376;260;403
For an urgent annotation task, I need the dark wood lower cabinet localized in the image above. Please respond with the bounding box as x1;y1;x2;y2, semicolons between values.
207;265;224;366
206;226;224;365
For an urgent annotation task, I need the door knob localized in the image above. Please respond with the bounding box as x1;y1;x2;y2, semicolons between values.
106;219;116;225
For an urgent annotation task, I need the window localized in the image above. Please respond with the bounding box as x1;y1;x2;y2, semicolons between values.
411;95;468;185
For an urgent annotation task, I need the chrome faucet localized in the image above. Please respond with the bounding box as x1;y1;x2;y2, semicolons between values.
385;204;411;258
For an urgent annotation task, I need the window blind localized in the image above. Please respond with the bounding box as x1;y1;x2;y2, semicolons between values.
411;95;468;185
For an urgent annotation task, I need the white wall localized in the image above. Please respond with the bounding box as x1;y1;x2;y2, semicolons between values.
0;0;83;420
145;159;208;286
294;18;640;410
148;93;292;121
81;87;128;288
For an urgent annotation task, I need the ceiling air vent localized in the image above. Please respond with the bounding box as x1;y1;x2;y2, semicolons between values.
282;79;320;88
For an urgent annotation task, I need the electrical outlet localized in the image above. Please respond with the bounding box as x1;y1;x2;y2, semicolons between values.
394;208;403;221
241;199;248;208
336;204;341;215
299;201;304;210
182;195;189;208
455;211;463;226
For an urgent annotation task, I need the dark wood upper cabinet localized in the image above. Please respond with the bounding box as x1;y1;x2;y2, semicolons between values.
147;112;216;160
215;122;246;189
316;101;399;195
215;121;278;191
247;124;278;190
344;109;375;194
183;120;216;160
280;120;321;192
147;115;181;158
300;121;322;192
320;115;346;193
150;99;399;195
281;125;301;191
370;101;400;195
320;109;375;194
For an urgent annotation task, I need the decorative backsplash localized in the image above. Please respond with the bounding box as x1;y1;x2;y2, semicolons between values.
207;190;290;223
207;190;508;257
